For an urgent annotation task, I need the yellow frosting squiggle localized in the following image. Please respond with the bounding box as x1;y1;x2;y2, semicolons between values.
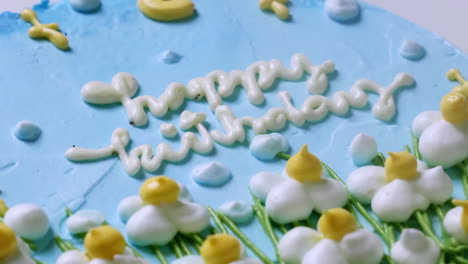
20;9;69;50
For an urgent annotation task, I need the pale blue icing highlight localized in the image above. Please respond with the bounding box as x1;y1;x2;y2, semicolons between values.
13;120;41;142
158;50;183;64
400;40;426;60
325;0;360;23
349;133;378;166
249;133;289;161
70;0;101;13
0;0;467;262
191;162;232;187
219;200;254;225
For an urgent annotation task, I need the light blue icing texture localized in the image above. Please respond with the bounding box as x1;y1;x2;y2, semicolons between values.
70;0;101;13
249;133;289;161
13;120;41;142
0;0;467;262
325;0;360;23
219;200;254;225
158;50;183;64
400;40;426;60
191;161;232;187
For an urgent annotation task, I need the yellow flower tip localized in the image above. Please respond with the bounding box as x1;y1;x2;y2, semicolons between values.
139;176;180;205
286;144;323;183
385;151;418;181
0;199;8;218
452;85;468;98
84;226;126;260
201;234;242;264
317;208;357;241
453;199;468;208
440;92;468;124
0;223;18;260
447;68;462;81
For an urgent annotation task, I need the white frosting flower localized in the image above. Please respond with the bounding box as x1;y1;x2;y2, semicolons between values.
66;210;106;235
171;255;262;264
391;229;440;264
413;111;468;168
56;247;149;264
122;177;210;246
443;202;468;244
347;160;452;222
4;204;50;240
3;237;35;264
278;227;384;264
249;169;347;224
349;133;378;166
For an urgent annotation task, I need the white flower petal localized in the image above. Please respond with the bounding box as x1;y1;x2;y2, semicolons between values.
265;179;314;224
347;166;386;204
415;166;452;204
126;205;177;246
66;210;106;235
443;207;468;244
118;196;144;223
391;229;440;264
249;172;285;202
306;179;347;212
419;119;468;168
56;250;88;264
411;111;442;138
371;180;429;222
279;226;322;264
113;254;150;264
162;200;210;234
349;133;378;166
89;259;112;264
4;204;49;240
249;133;289;161
301;239;348;264
171;255;204;264
339;229;384;264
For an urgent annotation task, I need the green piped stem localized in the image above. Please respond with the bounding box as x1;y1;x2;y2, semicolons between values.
185;233;204;251
216;211;274;264
372;152;386;167
404;145;412;154
411;133;422;160
277;224;289;234
414;211;444;249
23;239;38;251
34;259;46;264
176;235;192;256
457;161;468;199
153;246;169;264
455;255;468;264
275;152;291;160
207;207;228;234
65;208;73;217
432;204;451;243
170;239;184;258
54;236;77;252
252;196;284;264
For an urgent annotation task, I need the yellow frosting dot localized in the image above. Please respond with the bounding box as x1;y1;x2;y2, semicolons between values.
200;234;242;264
0;199;8;218
317;208;357;240
139;176;180;205
84;226;126;260
453;199;468;233
440;92;468;124
286;144;322;183
138;0;195;22
385;151;418;181
0;223;18;260
259;0;290;20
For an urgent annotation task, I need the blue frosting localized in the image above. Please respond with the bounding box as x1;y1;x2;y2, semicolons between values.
400;40;426;60
158;50;183;64
219;200;254;225
191;162;232;187
0;0;467;262
13;120;41;142
249;133;289;161
70;0;101;13
325;0;360;23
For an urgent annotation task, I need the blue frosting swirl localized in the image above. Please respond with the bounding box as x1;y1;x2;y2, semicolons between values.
13;121;41;142
191;162;232;187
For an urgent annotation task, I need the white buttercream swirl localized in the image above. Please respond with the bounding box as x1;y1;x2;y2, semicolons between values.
391;229;440;264
56;247;149;264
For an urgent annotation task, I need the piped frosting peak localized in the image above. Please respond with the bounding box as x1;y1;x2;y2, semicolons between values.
385;151;418;181
286;144;323;183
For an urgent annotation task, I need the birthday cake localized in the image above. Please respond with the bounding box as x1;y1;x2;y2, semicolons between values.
1;0;468;263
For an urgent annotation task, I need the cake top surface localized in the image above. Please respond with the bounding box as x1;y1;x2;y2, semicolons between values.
1;0;468;263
